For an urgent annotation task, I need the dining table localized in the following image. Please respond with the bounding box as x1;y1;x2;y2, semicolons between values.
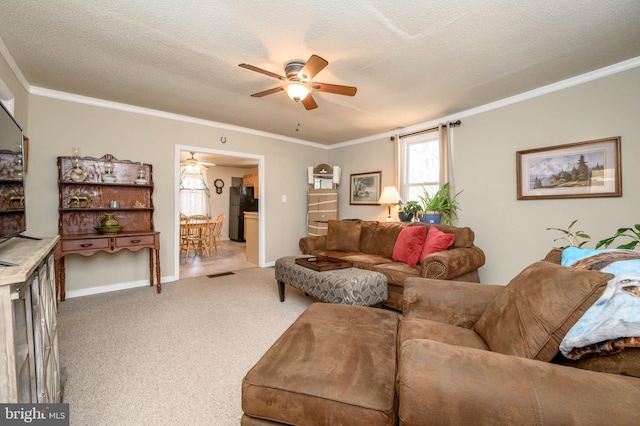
180;217;219;257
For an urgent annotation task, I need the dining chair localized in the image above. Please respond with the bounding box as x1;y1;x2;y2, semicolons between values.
181;214;211;259
212;213;226;253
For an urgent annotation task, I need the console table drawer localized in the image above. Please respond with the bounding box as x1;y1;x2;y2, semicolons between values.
114;234;156;248
61;238;110;252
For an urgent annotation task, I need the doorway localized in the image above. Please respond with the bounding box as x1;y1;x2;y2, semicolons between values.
175;145;264;279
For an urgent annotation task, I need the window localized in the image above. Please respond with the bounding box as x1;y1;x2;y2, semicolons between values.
402;132;440;203
179;166;211;217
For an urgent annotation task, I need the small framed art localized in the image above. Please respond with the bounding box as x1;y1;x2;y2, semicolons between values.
350;171;381;205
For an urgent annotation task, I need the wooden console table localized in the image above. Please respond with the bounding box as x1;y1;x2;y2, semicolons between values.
54;231;161;301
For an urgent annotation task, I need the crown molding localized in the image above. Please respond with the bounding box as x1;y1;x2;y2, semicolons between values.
0;36;30;92
334;56;640;148
28;86;329;149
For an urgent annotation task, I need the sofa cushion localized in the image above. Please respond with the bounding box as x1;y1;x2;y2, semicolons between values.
419;226;455;263
325;220;362;252
340;253;393;267
399;317;489;352
358;221;379;251
473;261;612;361
360;222;404;258
372;262;421;287
392;226;427;266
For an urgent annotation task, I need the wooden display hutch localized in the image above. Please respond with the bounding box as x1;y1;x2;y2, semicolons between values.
55;154;161;301
0;149;25;236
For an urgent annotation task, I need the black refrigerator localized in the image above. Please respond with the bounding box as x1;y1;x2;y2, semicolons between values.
229;186;258;242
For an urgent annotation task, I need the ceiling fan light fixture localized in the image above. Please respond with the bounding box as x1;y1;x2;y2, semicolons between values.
284;82;311;102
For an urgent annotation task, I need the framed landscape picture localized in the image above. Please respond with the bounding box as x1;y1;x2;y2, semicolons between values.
350;171;381;205
516;137;621;200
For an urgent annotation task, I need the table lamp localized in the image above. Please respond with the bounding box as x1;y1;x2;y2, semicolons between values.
378;186;401;221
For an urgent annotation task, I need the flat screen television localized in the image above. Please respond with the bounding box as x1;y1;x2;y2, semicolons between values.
0;101;26;246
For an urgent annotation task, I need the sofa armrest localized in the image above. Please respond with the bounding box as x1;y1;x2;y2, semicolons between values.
403;278;503;327
420;245;485;280
299;235;327;254
398;339;640;425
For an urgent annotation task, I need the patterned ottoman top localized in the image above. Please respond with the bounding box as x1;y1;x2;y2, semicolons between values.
276;256;387;306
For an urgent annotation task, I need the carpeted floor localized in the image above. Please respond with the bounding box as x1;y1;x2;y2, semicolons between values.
57;267;312;425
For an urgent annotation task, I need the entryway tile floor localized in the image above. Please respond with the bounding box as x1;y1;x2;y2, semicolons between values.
179;240;257;279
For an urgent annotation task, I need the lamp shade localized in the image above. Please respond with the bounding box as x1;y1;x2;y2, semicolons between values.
378;186;401;204
379;186;401;221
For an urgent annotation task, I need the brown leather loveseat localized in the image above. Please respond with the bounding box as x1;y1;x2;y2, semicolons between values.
299;219;485;311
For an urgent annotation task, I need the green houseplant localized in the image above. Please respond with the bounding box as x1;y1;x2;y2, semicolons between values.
417;183;462;226
546;219;591;249
596;224;640;250
397;200;421;222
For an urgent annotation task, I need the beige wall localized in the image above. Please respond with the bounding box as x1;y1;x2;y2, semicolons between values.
331;66;640;285
456;67;640;284
25;95;328;296
329;136;397;223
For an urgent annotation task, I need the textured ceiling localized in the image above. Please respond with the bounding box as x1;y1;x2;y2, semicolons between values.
0;0;639;146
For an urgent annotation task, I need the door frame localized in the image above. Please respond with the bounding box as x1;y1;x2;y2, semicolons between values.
174;144;265;278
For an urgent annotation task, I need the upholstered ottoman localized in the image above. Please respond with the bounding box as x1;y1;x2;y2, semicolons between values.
275;256;388;306
242;303;399;425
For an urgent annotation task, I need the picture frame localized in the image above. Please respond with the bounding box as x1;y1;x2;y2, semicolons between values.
516;137;621;200
350;171;381;205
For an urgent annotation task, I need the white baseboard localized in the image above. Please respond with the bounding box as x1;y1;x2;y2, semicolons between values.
65;275;177;299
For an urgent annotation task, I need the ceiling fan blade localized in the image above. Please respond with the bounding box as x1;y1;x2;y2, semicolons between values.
302;94;318;110
313;82;357;96
239;63;287;81
251;86;284;97
299;55;328;80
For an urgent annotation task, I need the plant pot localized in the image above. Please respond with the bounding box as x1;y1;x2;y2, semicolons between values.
418;212;441;224
398;212;414;222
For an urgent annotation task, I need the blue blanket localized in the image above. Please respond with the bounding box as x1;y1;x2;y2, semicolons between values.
559;247;640;358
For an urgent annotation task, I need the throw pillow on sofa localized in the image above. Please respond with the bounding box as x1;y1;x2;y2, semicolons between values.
419;226;455;264
392;226;427;266
473;261;612;362
325;220;362;252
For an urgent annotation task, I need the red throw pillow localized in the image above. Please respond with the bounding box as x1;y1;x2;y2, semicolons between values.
419;226;455;263
392;226;427;266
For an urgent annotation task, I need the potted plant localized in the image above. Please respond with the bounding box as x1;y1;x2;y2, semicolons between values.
397;200;421;222
417;183;462;226
546;219;591;249
596;224;640;250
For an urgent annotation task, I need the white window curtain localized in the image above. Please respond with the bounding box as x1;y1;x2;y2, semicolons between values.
179;166;211;217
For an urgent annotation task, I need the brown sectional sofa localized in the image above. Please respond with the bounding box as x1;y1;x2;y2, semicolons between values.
299;219;485;311
242;254;640;424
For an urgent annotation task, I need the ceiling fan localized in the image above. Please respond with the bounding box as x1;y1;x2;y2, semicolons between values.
239;54;357;110
180;152;215;169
